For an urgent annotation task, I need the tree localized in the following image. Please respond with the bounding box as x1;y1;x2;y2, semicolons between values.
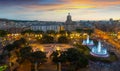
58;36;69;43
30;51;46;71
76;29;83;33
51;48;89;70
21;29;34;35
30;51;46;63
59;30;71;36
75;56;88;68
74;44;90;54
34;30;44;34
0;65;7;71
40;35;54;43
19;38;27;44
4;44;15;52
13;38;27;48
59;51;67;63
0;30;8;37
51;50;67;71
85;29;94;35
66;48;88;70
46;30;56;34
76;28;94;35
51;51;60;63
19;46;32;61
13;40;21;48
66;48;81;62
59;30;66;35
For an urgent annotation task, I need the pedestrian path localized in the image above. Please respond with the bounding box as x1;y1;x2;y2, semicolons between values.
39;58;57;71
17;60;31;71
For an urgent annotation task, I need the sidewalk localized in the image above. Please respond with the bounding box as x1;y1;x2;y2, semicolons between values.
39;58;57;71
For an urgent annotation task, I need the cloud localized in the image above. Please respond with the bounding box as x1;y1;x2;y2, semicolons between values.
0;0;65;6
67;0;120;6
0;0;120;21
0;0;120;10
0;0;119;15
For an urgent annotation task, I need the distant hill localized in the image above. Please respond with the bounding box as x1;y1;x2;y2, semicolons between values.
0;18;63;23
0;18;9;21
0;18;38;22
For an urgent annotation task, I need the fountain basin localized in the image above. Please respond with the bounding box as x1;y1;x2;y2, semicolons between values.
90;52;109;57
90;41;109;57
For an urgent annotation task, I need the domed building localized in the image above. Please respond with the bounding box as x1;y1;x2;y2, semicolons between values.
64;13;76;31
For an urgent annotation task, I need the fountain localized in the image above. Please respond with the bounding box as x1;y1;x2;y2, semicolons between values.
82;35;94;46
90;40;109;57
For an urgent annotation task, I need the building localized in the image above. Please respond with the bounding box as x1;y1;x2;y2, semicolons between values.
64;13;76;31
31;23;64;32
117;32;120;39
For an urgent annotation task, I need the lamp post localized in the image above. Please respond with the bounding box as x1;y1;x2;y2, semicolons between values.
9;56;13;71
56;46;61;71
35;62;38;71
58;62;61;71
9;62;12;71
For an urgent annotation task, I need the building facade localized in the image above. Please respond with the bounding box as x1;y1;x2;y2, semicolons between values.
64;13;76;31
31;23;64;32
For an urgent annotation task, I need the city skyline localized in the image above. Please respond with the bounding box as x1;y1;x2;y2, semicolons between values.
0;0;120;21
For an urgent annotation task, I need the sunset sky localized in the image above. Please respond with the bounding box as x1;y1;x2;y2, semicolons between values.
0;0;120;21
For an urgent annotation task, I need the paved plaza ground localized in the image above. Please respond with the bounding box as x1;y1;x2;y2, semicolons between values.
30;43;73;57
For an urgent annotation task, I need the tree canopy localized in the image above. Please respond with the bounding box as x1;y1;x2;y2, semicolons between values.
40;35;54;43
58;36;69;43
30;51;46;63
0;30;8;37
46;30;56;34
51;48;89;70
76;28;94;35
0;65;7;71
4;44;15;52
20;46;32;60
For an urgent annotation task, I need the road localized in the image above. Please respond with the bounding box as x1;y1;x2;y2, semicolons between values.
94;29;120;48
94;29;120;59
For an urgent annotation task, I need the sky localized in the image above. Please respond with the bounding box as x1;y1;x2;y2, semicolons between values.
0;0;120;21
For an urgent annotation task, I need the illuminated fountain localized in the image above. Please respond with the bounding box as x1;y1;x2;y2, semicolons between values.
90;40;109;57
82;35;94;45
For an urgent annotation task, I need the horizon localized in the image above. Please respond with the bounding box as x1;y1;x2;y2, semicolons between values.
0;17;116;22
0;0;120;21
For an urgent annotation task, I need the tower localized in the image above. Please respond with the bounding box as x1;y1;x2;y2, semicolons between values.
64;13;75;31
66;13;72;24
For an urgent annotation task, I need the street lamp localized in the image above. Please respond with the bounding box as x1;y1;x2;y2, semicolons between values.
41;48;44;52
35;62;38;71
56;46;60;51
55;46;61;71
